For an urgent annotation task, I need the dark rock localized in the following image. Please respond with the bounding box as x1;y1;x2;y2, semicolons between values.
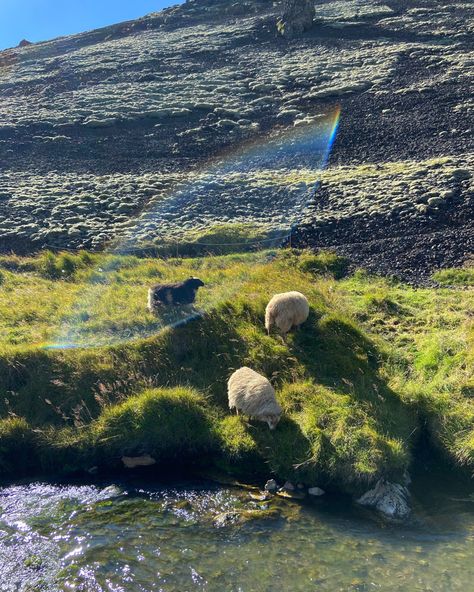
277;0;315;38
264;479;278;492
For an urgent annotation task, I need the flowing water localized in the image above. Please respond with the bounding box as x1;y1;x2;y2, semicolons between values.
0;473;473;592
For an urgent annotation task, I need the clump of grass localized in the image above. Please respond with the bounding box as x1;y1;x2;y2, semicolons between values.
27;387;220;475
91;387;218;463
281;381;409;487
37;250;96;280
215;415;266;477
362;291;404;317
296;250;349;279
433;267;474;287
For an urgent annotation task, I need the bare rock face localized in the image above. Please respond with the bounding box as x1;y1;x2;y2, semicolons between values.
356;479;411;520
18;39;33;47
277;0;315;38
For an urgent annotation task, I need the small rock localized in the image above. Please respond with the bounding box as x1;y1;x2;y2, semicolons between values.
441;190;455;199
451;168;471;181
214;511;240;528
102;485;122;497
249;491;271;501
283;481;295;491
308;486;325;496
357;479;410;520
427;197;443;207
121;454;157;468
276;489;306;500
264;479;278;492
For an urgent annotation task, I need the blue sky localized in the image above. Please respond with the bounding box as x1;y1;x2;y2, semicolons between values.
0;0;181;50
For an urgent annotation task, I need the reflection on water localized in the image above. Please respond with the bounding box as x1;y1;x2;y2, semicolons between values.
0;474;473;591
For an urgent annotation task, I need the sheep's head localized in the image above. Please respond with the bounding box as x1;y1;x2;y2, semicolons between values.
265;414;281;430
186;277;205;289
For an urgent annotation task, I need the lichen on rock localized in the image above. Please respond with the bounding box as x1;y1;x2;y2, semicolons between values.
356;479;411;520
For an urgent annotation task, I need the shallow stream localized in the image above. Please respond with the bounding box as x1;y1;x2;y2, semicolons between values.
1;473;473;591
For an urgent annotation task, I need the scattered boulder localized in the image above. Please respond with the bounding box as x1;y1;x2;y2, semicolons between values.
18;39;33;48
121;454;157;468
308;486;325;496
277;0;315;38
356;479;411;520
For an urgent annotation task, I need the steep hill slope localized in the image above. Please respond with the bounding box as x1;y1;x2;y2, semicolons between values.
0;0;472;280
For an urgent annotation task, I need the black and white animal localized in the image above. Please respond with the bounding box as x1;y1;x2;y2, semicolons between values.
147;277;205;311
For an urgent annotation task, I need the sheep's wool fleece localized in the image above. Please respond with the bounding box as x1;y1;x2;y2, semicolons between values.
265;291;309;333
228;367;281;417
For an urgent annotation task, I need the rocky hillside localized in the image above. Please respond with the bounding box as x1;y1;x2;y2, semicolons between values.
0;0;472;280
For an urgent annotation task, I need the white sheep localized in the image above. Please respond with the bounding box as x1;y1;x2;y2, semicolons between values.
265;291;309;336
227;367;282;430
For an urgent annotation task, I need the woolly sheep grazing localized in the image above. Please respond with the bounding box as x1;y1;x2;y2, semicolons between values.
265;291;309;336
227;367;282;430
148;277;205;312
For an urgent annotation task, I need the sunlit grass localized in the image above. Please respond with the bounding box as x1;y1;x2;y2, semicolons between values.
0;249;472;489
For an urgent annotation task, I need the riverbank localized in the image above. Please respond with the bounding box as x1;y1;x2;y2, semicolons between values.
0;249;472;495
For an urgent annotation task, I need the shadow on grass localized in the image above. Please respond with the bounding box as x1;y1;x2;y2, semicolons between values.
290;311;414;438
0;308;249;427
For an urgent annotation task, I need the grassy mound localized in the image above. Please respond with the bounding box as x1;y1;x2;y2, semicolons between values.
92;387;217;461
432;267;474;287
340;271;474;473
0;250;472;493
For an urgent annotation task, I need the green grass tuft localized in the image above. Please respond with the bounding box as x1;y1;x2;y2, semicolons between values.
297;250;349;279
92;387;217;461
432;267;474;287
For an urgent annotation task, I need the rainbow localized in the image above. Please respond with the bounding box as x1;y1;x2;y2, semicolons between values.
45;106;341;350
